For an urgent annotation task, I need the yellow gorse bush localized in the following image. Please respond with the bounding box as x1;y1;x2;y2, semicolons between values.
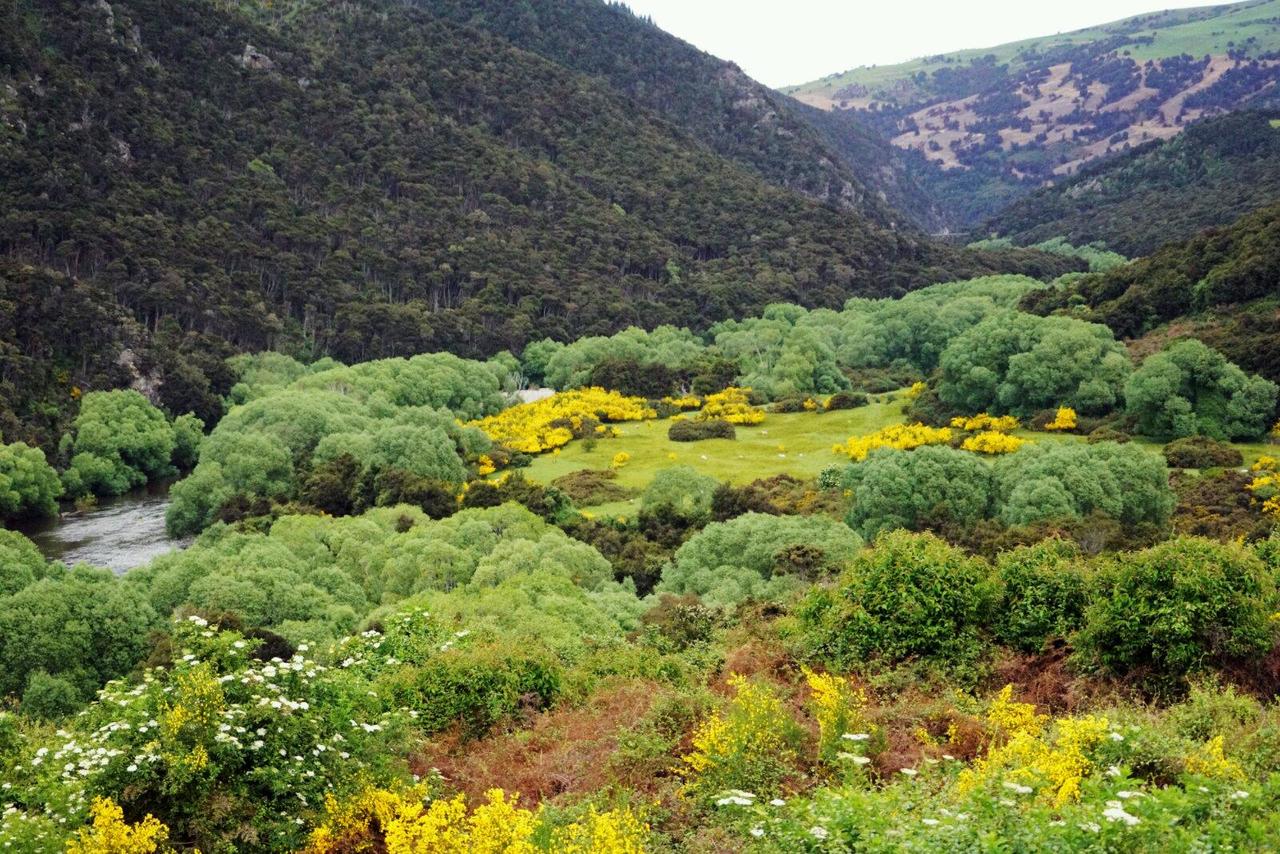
305;787;646;854
67;798;169;854
661;395;702;411
1185;735;1245;781
1248;456;1280;520
803;667;872;764
833;423;953;461
611;451;631;469
905;382;927;399
958;685;1108;807
678;674;796;798
961;431;1027;455
468;388;654;454
1044;407;1078;431
950;413;1020;433
696;387;764;425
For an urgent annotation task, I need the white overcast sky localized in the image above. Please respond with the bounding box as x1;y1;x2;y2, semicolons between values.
619;0;1242;88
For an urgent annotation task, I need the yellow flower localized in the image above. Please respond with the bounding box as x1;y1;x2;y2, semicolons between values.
961;431;1027;455
68;798;168;854
696;387;764;425
1044;407;1078;432
468;388;655;454
834;423;952;461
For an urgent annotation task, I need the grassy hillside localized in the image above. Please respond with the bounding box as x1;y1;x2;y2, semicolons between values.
975;110;1280;255
0;0;1076;447
783;0;1280;229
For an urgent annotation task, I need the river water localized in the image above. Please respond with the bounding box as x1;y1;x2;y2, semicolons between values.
13;481;187;574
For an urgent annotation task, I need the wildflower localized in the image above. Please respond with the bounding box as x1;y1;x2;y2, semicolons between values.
1102;803;1140;826
809;826;829;840
1002;781;1033;795
900;768;918;777
921;818;939;826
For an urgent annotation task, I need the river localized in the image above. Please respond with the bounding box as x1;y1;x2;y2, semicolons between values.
12;481;188;574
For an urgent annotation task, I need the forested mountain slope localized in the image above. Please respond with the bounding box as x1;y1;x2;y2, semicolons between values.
0;0;1073;446
977;111;1280;255
417;0;931;226
1023;202;1280;381
786;0;1280;228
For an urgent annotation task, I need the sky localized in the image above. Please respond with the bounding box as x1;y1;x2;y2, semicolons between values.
619;0;1239;88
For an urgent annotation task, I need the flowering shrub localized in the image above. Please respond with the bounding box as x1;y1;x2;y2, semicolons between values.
305;786;647;853
0;617;412;852
961;431;1027;454
802;668;873;766
905;381;927;399
66;798;168;854
678;675;800;800
612;452;631;470
832;424;953;461
951;413;1019;433
958;685;1109;806
469;388;654;454
696;388;764;425
661;395;703;411
1248;456;1279;520
1045;406;1078;431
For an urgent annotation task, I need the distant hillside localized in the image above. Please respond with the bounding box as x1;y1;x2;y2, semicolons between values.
416;0;937;228
785;0;1280;229
1022;202;1280;381
976;110;1280;255
0;0;1071;445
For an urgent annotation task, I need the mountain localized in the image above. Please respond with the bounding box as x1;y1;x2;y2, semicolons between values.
785;0;1280;229
974;110;1280;256
1022;202;1280;381
0;0;1073;446
414;0;941;229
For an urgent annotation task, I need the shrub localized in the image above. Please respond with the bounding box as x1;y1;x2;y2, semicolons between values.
1126;339;1278;441
1044;406;1078;432
551;468;633;506
668;418;736;441
993;442;1174;528
1086;426;1131;444
824;391;869;411
992;540;1090;653
1075;538;1276;692
696;387;764;425
677;674;802;800
0;441;62;520
1162;436;1244;469
843;445;994;539
833;423;953;461
795;530;993;672
640;466;719;525
961;431;1027;454
61;390;177;496
655;513;861;610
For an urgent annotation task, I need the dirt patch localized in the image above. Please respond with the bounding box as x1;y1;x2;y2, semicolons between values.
413;680;662;805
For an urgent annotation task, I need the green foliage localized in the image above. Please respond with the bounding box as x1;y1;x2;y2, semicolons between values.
1125;339;1278;441
795;530;992;672
655;512;861;609
0;564;160;708
993;441;1174;528
937;312;1131;416
992;540;1091;652
981;111;1280;257
0;440;62;519
61;390;176;497
169;413;204;471
1076;538;1277;692
1162;435;1245;469
668;418;736;441
842;445;994;539
0;530;48;597
1024;203;1280;383
640;466;720;525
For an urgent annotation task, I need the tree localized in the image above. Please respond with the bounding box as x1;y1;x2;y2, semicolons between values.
655;512;861;609
938;313;1130;416
640;466;720;525
61;390;177;497
841;445;994;539
1125;339;1278;440
0;441;62;520
993;441;1174;528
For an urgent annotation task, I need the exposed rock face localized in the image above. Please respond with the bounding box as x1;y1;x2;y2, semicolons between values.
239;44;275;71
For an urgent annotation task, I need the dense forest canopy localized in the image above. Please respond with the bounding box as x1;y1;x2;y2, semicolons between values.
0;0;1074;449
